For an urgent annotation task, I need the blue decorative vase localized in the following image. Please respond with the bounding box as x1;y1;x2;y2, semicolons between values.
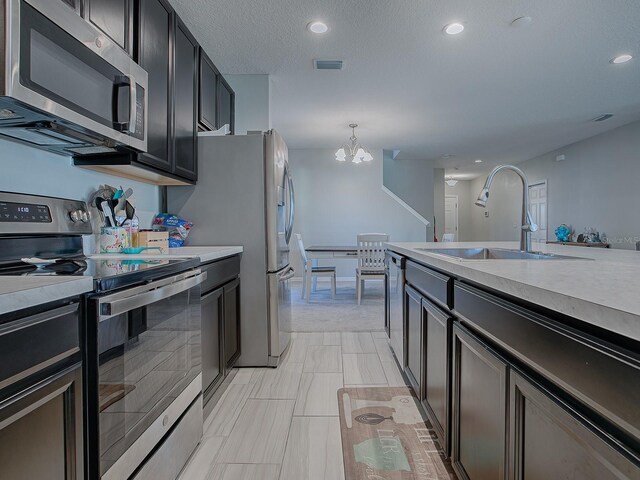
554;224;572;242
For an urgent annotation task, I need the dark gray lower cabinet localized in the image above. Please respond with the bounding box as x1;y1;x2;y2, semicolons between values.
201;286;223;399
422;298;453;455
509;370;639;480
452;323;508;480
223;278;241;369
200;256;241;408
405;285;423;394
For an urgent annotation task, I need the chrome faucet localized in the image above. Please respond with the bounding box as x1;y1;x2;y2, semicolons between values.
475;165;538;252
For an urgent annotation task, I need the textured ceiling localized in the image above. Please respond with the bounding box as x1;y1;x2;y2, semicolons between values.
170;0;640;177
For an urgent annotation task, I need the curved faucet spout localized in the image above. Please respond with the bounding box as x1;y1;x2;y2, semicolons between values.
475;165;538;252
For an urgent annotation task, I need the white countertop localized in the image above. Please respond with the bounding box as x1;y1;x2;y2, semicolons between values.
89;245;243;264
386;241;640;342
0;276;94;316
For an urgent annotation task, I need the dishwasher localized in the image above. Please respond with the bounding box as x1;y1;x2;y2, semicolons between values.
385;251;406;367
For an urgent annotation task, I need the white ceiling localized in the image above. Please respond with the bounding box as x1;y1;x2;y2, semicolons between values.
170;0;640;177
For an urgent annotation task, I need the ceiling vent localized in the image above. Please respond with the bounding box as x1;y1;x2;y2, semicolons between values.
592;114;614;122
314;60;344;70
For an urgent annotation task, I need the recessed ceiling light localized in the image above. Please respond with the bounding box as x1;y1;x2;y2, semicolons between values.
308;21;328;34
610;54;632;64
474;159;483;163
444;23;464;35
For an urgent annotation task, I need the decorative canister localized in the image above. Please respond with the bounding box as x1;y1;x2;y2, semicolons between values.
100;226;130;253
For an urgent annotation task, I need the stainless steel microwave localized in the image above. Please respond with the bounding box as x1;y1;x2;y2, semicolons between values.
0;0;147;155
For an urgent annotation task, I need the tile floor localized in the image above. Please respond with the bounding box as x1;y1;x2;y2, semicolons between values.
179;331;409;480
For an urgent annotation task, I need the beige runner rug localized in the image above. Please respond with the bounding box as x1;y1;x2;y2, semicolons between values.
338;387;457;480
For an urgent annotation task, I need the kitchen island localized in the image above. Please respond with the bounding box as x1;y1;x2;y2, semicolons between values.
385;241;640;480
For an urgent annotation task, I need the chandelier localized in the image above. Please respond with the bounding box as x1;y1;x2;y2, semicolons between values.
335;124;373;164
445;176;458;186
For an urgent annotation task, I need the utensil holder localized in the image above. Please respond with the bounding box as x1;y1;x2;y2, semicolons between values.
100;226;130;253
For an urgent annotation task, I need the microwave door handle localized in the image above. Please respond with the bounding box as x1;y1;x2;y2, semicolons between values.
126;74;137;135
112;74;137;134
98;271;206;320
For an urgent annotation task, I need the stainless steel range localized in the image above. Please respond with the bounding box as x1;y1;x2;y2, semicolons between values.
0;191;205;480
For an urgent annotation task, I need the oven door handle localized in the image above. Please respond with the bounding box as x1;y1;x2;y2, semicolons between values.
98;270;206;320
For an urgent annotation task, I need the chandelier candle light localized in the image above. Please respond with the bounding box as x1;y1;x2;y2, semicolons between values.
335;124;373;164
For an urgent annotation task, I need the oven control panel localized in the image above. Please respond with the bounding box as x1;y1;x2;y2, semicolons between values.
0;192;92;235
0;201;51;223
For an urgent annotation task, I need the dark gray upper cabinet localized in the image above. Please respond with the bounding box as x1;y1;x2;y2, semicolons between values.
452;323;508;480
199;49;218;131
85;0;133;53
136;0;173;172
59;0;80;14
173;19;198;181
217;76;235;134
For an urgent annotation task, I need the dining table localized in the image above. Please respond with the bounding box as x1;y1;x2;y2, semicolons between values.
304;245;359;295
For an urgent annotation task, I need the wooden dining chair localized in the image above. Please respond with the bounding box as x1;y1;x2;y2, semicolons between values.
356;233;389;305
296;234;337;303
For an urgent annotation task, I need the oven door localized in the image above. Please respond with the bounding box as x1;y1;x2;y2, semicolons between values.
2;0;147;152
92;269;205;479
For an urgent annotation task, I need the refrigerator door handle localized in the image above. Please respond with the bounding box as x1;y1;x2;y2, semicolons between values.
285;170;295;244
279;266;295;281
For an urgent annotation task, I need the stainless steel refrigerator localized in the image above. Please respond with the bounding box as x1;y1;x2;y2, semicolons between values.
167;130;294;367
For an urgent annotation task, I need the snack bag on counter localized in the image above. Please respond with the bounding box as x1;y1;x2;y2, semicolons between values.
152;213;193;248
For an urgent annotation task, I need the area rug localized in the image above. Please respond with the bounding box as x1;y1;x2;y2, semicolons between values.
338;387;457;479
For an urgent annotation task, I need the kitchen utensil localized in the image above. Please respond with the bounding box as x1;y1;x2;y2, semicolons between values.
112;188;123;200
123;188;133;199
121;247;162;254
95;196;107;224
101;200;115;227
119;201;136;227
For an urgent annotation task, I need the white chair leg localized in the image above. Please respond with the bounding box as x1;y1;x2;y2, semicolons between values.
357;275;362;305
306;270;312;303
301;268;307;300
331;273;336;299
360;278;365;304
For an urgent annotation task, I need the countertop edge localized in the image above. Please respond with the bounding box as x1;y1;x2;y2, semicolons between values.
0;277;94;316
385;242;640;342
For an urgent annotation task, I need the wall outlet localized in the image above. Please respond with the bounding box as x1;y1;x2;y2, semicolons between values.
484;211;490;218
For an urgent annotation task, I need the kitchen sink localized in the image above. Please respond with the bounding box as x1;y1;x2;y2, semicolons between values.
416;247;587;261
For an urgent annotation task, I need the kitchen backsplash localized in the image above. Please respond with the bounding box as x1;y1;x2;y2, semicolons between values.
0;138;161;253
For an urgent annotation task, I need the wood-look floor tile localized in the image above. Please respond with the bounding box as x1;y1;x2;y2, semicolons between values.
207;464;280;480
371;331;388;339
381;361;407;387
341;332;376;354
342;354;387;385
303;346;342;373
217;399;295;464
178;435;224;480
294;373;343;416
282;340;308;364
294;332;325;345
229;367;254;385
373;337;395;362
204;383;253;437
250;363;303;399
280;417;345;480
323;332;342;345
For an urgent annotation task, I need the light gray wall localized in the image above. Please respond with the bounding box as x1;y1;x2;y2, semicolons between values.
0;139;160;249
289;148;428;277
433;168;444;241
382;150;435;238
444;180;473;241
224;74;270;134
465;120;640;249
